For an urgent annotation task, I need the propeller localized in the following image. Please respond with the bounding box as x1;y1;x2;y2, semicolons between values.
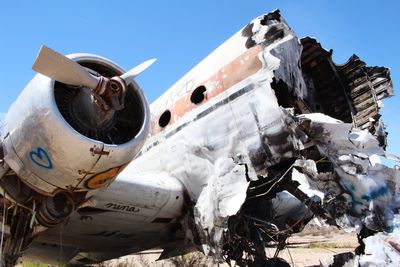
32;45;156;90
32;45;156;110
120;58;157;84
32;46;100;89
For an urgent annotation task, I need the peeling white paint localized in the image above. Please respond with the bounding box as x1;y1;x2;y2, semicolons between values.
358;226;400;266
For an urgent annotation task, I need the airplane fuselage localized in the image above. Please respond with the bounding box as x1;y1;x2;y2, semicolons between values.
24;13;304;263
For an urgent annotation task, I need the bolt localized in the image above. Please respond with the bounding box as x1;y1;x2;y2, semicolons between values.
110;82;120;93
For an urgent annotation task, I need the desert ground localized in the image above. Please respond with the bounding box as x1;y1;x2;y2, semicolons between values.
97;226;358;267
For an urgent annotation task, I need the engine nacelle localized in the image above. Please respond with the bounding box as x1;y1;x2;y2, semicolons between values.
1;54;150;196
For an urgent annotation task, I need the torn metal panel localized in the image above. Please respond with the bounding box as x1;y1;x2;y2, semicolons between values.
358;225;400;266
298;113;400;227
292;112;400;266
194;157;249;255
175;10;400;267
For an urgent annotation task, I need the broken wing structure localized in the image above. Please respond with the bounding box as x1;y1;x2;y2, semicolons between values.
1;10;399;267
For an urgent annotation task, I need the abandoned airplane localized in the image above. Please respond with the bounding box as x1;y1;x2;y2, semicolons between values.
0;9;399;267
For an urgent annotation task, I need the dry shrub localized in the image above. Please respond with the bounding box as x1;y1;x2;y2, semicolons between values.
168;252;216;267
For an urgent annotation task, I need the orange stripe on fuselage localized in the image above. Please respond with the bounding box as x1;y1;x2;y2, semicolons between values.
152;45;262;136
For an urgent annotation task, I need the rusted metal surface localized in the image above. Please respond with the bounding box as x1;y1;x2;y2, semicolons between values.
90;145;110;156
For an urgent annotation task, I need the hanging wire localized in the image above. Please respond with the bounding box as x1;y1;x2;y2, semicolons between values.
285;245;295;267
29;201;37;230
247;163;295;200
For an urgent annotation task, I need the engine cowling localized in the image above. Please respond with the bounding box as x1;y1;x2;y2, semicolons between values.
1;53;150;196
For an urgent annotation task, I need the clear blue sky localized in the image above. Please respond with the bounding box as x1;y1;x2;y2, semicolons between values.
1;1;399;156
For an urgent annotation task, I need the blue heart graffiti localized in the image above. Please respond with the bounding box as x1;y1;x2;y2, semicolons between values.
29;147;53;169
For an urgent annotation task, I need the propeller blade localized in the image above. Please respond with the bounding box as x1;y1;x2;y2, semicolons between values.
120;58;157;84
32;45;100;89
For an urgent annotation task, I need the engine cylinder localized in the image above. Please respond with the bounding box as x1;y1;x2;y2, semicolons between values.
36;191;75;227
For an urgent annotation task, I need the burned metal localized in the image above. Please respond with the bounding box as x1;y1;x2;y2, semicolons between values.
183;10;399;267
301;37;394;134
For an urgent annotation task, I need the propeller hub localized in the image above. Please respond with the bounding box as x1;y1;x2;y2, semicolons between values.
92;76;127;111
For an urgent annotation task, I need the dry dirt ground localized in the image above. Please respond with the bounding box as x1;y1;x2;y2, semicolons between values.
272;227;358;267
101;227;359;267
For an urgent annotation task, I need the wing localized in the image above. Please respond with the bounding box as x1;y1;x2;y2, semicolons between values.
21;169;186;264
